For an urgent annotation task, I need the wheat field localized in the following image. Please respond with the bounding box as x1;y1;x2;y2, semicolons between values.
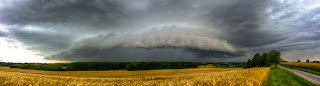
0;67;226;77
281;62;320;72
0;67;270;86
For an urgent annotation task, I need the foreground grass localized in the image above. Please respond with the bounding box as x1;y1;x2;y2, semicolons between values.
0;67;269;86
280;65;320;76
267;68;317;86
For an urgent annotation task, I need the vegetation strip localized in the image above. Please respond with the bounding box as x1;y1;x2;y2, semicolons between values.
278;65;320;85
267;68;317;86
280;64;320;76
1;62;198;71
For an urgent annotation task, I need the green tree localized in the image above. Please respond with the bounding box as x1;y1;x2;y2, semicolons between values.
245;50;282;68
262;53;272;67
298;60;301;62
245;59;253;68
268;50;282;65
126;63;137;71
306;59;310;62
252;53;263;67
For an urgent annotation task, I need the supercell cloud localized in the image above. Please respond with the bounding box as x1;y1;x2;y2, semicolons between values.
0;0;320;62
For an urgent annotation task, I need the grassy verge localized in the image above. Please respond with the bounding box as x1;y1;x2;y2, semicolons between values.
267;68;317;86
280;64;320;76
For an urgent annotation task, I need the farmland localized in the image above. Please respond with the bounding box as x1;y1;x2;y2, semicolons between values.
0;67;270;85
2;62;199;71
0;67;223;77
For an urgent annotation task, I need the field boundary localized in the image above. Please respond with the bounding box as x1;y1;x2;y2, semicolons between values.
280;64;320;76
278;65;320;85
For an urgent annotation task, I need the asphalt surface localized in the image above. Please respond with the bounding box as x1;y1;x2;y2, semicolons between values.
278;65;320;85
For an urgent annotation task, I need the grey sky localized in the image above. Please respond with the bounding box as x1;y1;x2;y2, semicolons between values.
0;0;319;62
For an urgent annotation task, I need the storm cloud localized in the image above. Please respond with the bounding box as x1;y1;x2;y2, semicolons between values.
45;26;243;61
0;0;320;62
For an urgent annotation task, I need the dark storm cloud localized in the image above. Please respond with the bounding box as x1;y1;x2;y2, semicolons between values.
46;48;197;62
46;47;244;62
201;0;287;47
45;26;243;61
0;0;135;55
10;28;74;55
186;48;245;59
1;0;319;62
0;0;132;31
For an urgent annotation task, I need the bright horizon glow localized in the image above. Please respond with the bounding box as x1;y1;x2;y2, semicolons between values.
0;37;50;63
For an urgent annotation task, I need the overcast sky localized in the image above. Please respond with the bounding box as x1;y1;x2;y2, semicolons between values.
0;0;320;63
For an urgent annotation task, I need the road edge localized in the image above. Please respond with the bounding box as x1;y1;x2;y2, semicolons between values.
278;65;320;85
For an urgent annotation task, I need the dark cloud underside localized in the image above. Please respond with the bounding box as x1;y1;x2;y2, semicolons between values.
0;0;320;62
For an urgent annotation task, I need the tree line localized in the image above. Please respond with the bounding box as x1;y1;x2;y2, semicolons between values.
8;63;67;71
67;62;129;71
1;62;198;71
126;62;198;70
245;50;282;68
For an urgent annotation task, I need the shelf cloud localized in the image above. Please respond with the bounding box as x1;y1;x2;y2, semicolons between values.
45;26;243;61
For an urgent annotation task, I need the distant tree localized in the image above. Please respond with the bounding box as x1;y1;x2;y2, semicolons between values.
252;53;262;67
312;61;320;63
245;59;253;68
298;60;301;62
306;59;310;62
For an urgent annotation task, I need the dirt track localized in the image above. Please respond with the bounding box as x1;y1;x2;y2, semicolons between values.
278;65;320;85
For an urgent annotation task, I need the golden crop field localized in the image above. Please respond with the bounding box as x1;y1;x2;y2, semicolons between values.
281;62;320;72
0;67;226;77
0;67;270;86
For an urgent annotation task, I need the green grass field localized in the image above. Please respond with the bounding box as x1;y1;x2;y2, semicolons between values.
267;68;317;86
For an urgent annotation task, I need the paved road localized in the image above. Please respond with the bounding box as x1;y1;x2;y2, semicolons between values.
278;65;320;85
